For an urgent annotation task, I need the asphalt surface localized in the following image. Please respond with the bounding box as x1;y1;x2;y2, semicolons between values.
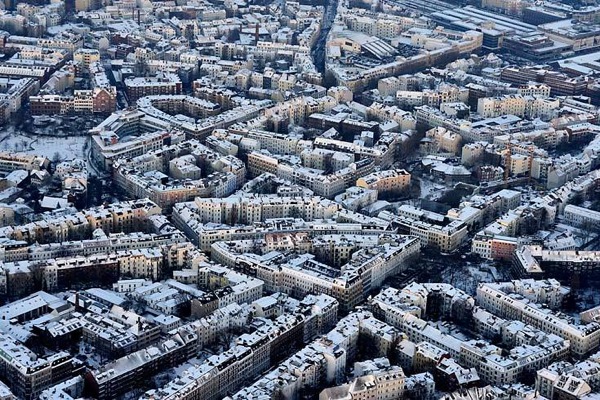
312;0;339;72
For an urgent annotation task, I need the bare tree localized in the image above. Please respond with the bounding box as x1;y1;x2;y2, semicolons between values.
52;152;63;165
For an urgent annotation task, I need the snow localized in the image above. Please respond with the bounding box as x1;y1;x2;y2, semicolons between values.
442;261;504;295
78;341;103;369
85;288;125;306
121;354;211;398
419;177;445;201
0;128;87;161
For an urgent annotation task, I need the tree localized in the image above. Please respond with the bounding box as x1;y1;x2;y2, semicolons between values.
323;70;337;89
570;192;584;206
289;206;301;219
52;152;63;165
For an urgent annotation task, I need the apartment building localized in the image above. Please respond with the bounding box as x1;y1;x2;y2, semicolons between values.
564;204;600;230
0;152;49;174
477;282;600;356
124;72;182;102
356;169;411;198
91;130;185;171
0;335;83;400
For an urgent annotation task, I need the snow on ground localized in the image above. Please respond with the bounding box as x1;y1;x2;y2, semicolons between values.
0;129;87;160
77;341;103;369
576;287;600;310
30;136;87;160
419;177;445;201
442;261;503;295
563;287;600;325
